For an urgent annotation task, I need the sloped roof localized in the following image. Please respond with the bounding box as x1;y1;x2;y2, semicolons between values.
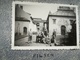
33;18;46;22
33;18;42;21
49;7;76;17
15;17;30;22
52;10;76;16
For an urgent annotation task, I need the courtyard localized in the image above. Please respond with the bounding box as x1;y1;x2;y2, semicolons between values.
14;4;77;47
15;35;68;46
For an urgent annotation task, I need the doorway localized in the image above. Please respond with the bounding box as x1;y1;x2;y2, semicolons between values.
23;27;27;35
61;25;66;35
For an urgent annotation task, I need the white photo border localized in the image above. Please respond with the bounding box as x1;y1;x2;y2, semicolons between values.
12;1;79;50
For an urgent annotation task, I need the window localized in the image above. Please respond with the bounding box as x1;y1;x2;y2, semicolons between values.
53;19;56;24
36;23;39;26
70;20;73;24
20;6;23;9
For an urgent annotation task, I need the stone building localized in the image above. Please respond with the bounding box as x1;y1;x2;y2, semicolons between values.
15;5;35;36
33;18;46;31
47;6;76;37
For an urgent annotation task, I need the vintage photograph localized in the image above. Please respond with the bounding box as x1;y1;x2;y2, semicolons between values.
12;2;79;49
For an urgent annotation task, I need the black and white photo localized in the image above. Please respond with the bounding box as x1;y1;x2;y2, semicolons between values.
12;2;79;49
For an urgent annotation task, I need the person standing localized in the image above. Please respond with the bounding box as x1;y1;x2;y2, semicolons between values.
28;29;32;43
51;30;56;45
36;28;41;42
43;29;48;43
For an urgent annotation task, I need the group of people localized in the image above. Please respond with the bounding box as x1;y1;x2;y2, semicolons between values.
36;28;56;45
28;28;56;46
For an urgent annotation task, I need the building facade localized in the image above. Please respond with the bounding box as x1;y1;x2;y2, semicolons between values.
15;5;34;36
47;6;76;36
33;18;46;31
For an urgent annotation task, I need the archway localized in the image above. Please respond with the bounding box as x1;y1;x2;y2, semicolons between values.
23;27;27;35
61;25;66;35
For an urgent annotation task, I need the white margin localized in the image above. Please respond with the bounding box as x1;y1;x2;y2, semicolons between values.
11;1;79;50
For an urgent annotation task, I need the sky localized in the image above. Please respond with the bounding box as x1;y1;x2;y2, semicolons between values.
22;4;59;20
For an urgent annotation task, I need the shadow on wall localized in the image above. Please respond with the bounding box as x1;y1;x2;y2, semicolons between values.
66;21;76;46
